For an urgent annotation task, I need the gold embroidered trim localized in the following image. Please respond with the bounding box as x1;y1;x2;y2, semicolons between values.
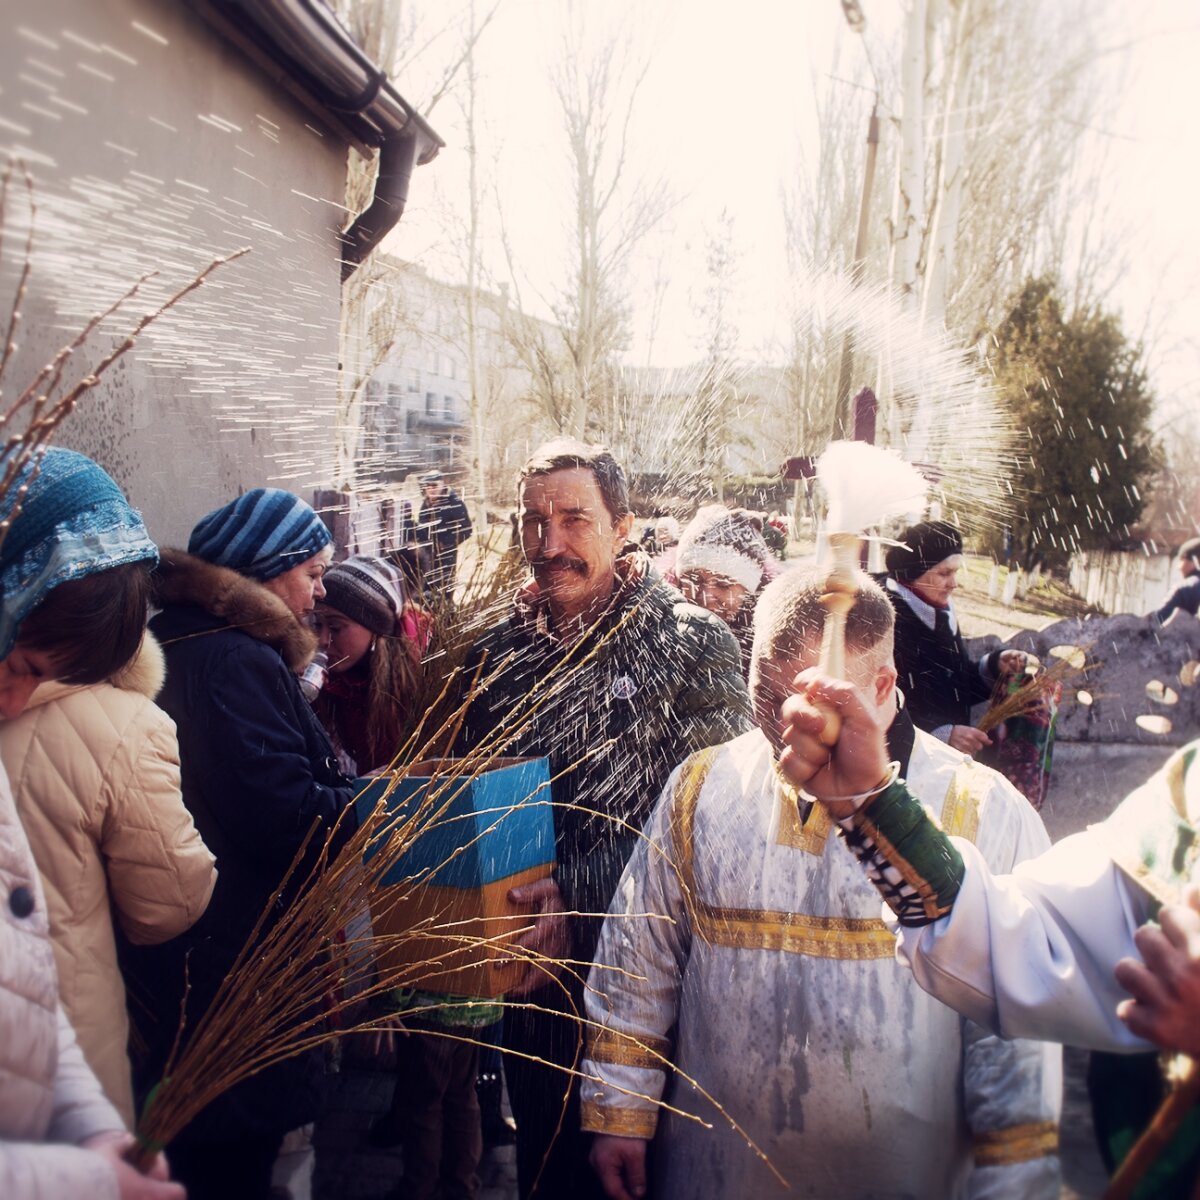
776;752;984;856
973;1120;1059;1166
669;747;717;899
694;906;893;959
776;773;834;854
1092;839;1181;910
942;759;985;842
852;806;949;922
843;756;986;924
580;1099;657;1139
586;1027;671;1069
668;746;987;958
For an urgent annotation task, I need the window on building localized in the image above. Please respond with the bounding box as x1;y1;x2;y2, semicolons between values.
426;391;437;415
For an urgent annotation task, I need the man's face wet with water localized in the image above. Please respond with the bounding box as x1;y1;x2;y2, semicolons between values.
519;466;633;624
752;634;897;756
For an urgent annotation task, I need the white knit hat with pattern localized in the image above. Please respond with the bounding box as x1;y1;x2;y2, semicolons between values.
675;505;769;592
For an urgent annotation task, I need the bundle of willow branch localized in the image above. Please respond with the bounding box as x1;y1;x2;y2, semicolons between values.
395;529;526;764
0;158;782;1184
131;589;775;1170
976;652;1091;735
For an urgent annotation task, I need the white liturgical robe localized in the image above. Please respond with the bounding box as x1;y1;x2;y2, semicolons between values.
582;727;1062;1200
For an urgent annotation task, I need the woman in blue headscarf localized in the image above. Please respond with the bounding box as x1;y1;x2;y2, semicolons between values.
0;446;159;713
122;488;357;1200
0;446;185;1200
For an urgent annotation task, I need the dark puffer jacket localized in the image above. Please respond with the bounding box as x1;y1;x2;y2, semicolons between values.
122;550;356;1144
457;556;752;959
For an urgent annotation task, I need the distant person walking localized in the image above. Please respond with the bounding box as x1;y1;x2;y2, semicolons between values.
1151;536;1200;624
417;471;472;599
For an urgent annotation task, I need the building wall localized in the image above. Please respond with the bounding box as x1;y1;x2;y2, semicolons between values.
0;0;351;545
354;259;547;503
365;270;470;481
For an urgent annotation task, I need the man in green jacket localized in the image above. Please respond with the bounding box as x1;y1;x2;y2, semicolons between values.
458;438;751;1200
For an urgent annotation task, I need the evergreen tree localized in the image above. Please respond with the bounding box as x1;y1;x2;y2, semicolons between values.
989;276;1159;569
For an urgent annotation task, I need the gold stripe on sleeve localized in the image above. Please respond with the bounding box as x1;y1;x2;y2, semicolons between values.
581;1100;658;1139
586;1027;671;1069
973;1120;1060;1166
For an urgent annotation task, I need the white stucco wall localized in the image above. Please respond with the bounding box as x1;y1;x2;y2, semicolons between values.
0;0;353;545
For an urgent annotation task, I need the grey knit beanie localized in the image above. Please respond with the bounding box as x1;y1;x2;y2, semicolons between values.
320;555;408;636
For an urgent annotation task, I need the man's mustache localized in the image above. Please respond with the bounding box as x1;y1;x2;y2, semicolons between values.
531;556;588;575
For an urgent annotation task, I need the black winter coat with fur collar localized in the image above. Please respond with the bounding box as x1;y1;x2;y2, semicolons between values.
122;550;355;1144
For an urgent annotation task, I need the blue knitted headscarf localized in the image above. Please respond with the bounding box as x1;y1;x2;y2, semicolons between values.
0;447;159;660
188;488;332;581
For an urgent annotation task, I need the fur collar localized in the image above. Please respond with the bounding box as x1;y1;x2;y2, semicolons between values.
22;629;169;712
153;548;317;672
111;629;167;697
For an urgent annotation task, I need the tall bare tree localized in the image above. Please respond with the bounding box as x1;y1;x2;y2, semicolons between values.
884;0;1119;340
502;4;671;441
777;46;874;472
772;0;1124;459
688;209;741;500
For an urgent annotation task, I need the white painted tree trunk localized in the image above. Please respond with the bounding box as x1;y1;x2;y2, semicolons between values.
921;0;971;330
877;0;927;448
888;0;927;307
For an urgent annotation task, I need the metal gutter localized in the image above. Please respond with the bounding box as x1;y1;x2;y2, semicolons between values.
187;0;445;276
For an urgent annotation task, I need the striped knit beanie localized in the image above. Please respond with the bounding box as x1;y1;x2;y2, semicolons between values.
321;555;407;636
188;488;332;580
676;506;769;593
0;447;158;659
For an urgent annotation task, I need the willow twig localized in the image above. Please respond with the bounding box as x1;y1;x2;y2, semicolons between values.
976;653;1090;734
0;160;35;388
129;596;768;1179
0;162;251;554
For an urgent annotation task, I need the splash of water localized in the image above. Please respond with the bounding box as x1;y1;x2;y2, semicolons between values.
815;440;928;536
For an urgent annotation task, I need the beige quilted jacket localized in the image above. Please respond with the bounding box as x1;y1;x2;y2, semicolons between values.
0;755;127;1198
1;635;216;1127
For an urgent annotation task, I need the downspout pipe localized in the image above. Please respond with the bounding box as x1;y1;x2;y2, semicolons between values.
340;131;418;280
188;0;443;278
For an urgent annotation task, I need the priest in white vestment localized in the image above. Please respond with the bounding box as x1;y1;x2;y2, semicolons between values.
581;567;1062;1200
